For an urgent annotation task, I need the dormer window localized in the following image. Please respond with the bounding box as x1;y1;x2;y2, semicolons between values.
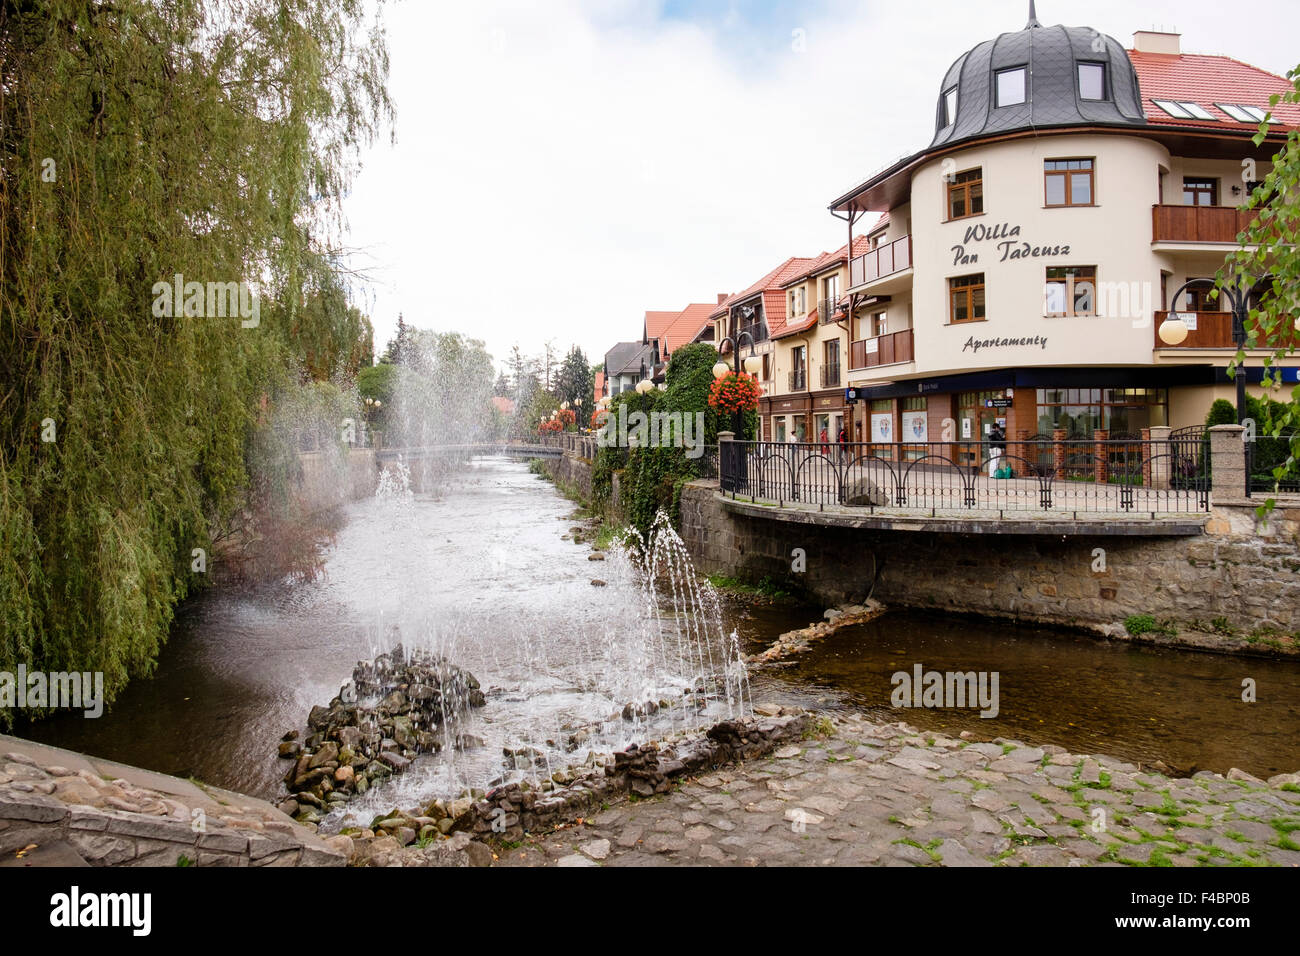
1077;62;1107;101
1152;99;1215;120
995;67;1026;107
942;87;958;127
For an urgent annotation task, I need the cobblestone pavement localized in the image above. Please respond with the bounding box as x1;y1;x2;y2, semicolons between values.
495;713;1300;867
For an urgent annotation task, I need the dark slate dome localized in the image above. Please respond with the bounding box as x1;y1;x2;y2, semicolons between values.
929;4;1147;149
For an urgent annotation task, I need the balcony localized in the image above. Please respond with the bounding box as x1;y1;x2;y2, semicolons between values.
850;328;914;370
818;297;844;325
1151;204;1256;245
849;235;912;289
820;363;841;388
1153;310;1300;349
788;368;807;391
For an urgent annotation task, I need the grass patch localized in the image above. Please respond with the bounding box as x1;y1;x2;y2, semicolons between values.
1124;615;1178;638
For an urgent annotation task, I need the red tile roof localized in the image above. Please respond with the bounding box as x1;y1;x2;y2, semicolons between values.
1129;50;1300;128
709;256;816;322
660;302;716;358
643;310;680;343
593;371;605;399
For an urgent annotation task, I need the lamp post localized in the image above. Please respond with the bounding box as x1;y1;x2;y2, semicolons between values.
712;329;762;438
1159;276;1254;425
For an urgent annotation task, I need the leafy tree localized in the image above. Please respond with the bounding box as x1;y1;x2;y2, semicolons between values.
0;0;392;723
1219;63;1300;492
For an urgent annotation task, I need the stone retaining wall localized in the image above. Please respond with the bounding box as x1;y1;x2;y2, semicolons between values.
680;481;1300;645
0;735;347;867
297;448;378;514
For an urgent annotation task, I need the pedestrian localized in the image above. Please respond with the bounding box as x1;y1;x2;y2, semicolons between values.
837;424;848;464
988;421;1006;477
819;426;830;457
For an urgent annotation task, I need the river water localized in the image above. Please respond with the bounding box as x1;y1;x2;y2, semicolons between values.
22;456;1300;808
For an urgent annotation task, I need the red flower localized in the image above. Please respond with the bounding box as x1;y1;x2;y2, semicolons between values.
707;371;761;414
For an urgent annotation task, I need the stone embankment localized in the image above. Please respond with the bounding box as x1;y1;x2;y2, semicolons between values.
497;711;1300;867
749;600;886;664
0;735;347;867
337;714;809;867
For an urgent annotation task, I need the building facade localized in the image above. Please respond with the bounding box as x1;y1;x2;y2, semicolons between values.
827;15;1298;464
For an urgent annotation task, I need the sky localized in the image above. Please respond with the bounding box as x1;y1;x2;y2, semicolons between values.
341;0;1300;373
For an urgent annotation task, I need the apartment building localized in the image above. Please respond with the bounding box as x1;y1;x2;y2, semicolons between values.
710;255;819;434
764;236;874;443
827;10;1299;464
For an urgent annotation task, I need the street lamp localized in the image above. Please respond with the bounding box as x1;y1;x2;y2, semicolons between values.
1162;276;1254;424
713;329;761;438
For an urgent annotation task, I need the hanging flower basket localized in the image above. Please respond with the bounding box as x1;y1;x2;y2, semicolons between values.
707;371;762;415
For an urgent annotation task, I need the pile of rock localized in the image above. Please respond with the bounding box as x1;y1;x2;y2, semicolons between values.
749;599;885;664
448;712;809;843
278;645;486;824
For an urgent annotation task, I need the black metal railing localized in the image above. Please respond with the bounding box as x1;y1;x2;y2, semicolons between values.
788;368;807;391
716;439;1211;515
1248;432;1299;495
820;362;840;388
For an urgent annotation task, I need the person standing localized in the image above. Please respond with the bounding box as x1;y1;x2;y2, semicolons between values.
988;421;1006;477
837;423;848;464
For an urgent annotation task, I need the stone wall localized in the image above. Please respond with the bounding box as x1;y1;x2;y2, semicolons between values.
297;448;378;514
0;735;347;867
680;481;1300;642
547;449;594;501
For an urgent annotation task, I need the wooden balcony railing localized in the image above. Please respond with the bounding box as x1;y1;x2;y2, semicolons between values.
1151;204;1256;244
849;328;914;370
849;235;912;288
1153;311;1300;349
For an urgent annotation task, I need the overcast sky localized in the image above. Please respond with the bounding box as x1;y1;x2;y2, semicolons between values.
341;0;1300;372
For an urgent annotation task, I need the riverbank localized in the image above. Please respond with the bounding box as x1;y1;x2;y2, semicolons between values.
493;710;1300;867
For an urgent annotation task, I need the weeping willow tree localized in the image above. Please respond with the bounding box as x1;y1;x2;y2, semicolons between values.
0;0;391;722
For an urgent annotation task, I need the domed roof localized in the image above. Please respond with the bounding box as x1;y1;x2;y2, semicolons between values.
929;4;1147;149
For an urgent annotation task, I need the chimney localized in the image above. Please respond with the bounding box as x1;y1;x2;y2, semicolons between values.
1133;30;1180;55
717;293;729;304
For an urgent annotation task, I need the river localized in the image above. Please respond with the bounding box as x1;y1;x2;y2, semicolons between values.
21;456;1300;810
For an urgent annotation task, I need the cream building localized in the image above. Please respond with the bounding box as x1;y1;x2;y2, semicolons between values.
828;11;1298;457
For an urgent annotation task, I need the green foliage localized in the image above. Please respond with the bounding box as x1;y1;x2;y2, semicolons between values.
1205;399;1238;427
0;0;392;725
1124;615;1178;638
1219;63;1300;495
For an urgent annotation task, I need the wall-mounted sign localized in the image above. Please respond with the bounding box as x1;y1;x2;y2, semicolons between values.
961;418;972;439
949;221;1071;267
845;387;862;403
985;398;1013;408
1171;311;1198;330
963;335;1048;354
864;338;880;354
901;410;927;442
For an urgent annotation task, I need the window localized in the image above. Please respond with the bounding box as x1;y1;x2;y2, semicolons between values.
949;274;985;324
824;339;839;365
871;311;887;336
823;273;839;307
789;287;805;316
1183;177;1217;206
1152;99;1214;120
942;86;958;126
995;67;1026;107
947;167;984;220
1045;158;1094;206
1215;103;1279;124
1077;62;1107;100
1044;266;1097;316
